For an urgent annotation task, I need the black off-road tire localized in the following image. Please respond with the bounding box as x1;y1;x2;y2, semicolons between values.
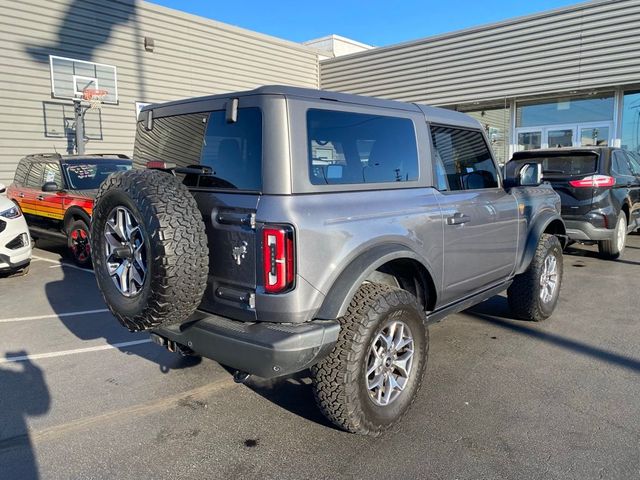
67;219;92;268
598;212;627;260
91;170;208;332
508;233;563;322
311;283;428;436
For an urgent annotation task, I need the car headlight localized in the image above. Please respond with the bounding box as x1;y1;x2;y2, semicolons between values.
0;205;22;219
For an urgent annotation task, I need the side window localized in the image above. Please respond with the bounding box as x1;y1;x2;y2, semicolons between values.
627;152;640;175
25;163;44;188
43;163;63;187
307;109;419;185
430;126;499;191
612;151;633;176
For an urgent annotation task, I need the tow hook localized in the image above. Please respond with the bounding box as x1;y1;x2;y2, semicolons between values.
150;333;194;357
233;370;251;384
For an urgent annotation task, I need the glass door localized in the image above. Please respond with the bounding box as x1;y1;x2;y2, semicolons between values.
546;126;576;148
516;129;542;151
579;124;610;147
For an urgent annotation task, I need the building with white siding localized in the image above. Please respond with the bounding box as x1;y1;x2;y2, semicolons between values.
321;0;640;164
1;0;640;184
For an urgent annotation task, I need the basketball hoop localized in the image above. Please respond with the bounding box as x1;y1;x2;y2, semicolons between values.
82;88;109;110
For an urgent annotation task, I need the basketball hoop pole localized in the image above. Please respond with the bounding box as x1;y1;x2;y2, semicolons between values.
73;98;86;155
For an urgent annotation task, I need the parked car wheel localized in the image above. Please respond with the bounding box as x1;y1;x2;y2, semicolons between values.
90;170;209;332
508;233;563;322
598;212;627;259
67;219;92;268
311;283;428;436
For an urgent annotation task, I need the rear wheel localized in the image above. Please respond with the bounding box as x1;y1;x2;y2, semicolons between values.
67;219;92;268
598;212;627;259
311;283;428;436
508;233;563;322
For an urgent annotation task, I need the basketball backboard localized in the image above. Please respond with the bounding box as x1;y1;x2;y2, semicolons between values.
49;55;118;104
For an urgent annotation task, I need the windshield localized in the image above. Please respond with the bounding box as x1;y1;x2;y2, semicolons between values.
63;160;132;190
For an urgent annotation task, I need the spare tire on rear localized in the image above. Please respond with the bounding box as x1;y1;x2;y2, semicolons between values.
91;169;209;332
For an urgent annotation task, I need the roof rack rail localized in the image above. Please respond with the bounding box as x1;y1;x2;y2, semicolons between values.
89;153;131;159
24;153;63;160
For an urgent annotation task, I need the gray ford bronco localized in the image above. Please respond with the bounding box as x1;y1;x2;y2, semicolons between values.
90;86;566;435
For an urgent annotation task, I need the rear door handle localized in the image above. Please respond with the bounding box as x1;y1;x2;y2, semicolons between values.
447;212;471;225
37;195;44;201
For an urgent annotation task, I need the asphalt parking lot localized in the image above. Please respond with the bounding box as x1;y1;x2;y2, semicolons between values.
1;237;639;480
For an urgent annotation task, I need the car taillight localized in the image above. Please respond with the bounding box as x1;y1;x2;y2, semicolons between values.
262;226;295;294
569;175;615;188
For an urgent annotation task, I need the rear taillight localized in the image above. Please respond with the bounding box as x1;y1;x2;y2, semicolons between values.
262;226;295;294
569;175;615;188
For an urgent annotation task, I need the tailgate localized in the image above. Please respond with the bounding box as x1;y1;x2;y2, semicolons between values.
191;191;260;321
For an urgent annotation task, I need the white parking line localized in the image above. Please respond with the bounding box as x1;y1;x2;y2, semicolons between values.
32;255;95;274
0;308;110;323
1;339;153;364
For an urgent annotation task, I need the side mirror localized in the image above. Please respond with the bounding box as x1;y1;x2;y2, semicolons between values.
518;163;543;186
42;182;60;192
0;183;5;194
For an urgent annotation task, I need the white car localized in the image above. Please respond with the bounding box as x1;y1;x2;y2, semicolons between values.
0;183;32;275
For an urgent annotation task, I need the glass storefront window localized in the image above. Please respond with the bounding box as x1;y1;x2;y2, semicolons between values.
461;106;510;165
621;91;640;154
517;131;541;151
580;126;609;147
516;94;614;128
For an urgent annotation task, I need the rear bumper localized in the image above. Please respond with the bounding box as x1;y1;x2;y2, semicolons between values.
565;220;614;241
152;311;340;379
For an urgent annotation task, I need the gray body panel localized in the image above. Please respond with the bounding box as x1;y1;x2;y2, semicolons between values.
138;85;563;325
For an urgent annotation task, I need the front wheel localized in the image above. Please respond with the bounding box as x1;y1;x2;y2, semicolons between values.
598;212;627;259
508;233;563;322
311;283;428;436
67;219;92;268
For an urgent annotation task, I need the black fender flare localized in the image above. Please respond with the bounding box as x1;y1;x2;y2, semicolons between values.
63;207;91;233
315;243;436;320
516;210;566;275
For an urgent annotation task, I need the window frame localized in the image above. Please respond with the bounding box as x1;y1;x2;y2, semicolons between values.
427;122;503;193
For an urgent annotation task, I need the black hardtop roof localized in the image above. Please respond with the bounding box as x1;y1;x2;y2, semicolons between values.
21;153;131;163
141;85;480;129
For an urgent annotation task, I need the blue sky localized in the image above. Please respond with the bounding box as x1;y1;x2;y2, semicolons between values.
150;0;583;46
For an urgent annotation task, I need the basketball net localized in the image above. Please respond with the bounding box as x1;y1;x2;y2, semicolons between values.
82;88;108;111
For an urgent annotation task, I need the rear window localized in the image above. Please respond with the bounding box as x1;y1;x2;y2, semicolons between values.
63;160;132;190
133;108;262;191
307;109;419;185
514;154;598;177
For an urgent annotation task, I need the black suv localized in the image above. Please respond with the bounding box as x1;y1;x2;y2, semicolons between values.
509;147;640;259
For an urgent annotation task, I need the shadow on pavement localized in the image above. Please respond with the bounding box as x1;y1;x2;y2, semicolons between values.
466;296;640;373
243;371;339;431
0;353;50;480
43;260;201;373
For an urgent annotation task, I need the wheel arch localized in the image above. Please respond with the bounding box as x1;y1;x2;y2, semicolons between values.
315;243;438;320
516;210;566;275
63;206;91;232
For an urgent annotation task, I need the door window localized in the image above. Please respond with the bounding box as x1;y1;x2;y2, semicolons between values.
43;163;63;188
430;126;499;191
25;163;44;188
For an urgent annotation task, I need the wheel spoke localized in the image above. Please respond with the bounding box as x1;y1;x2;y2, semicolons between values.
393;351;414;378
